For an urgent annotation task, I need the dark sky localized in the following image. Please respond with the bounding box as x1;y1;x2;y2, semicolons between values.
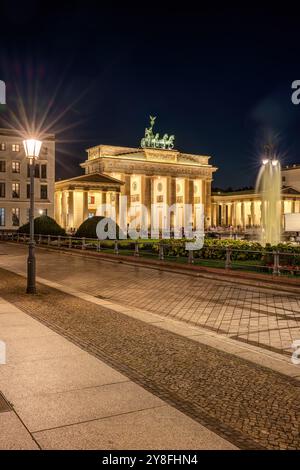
1;1;300;188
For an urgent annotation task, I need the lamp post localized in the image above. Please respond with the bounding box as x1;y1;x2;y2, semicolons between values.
23;138;42;294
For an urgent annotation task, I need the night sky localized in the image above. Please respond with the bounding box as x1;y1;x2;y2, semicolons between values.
1;2;300;188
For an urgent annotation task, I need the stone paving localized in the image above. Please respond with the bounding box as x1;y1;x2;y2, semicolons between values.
0;243;300;356
0;268;299;450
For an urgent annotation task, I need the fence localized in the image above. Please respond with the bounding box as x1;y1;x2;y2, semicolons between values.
2;232;300;277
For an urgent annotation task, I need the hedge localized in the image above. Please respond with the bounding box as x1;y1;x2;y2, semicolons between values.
75;216;124;239
18;216;65;236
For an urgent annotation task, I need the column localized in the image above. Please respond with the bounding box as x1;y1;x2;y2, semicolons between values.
142;175;151;233
54;191;62;226
61;190;68;229
232;202;236;228
251;201;255;226
212;202;217;226
241;202;245;229
68;190;74;229
184;178;193;234
205;180;212;228
166;176;176;229
115;191;120;225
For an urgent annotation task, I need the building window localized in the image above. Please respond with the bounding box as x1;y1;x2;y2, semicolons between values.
88;196;95;204
157;195;164;203
41;164;47;179
12;161;20;173
12;208;20;226
0;143;6;151
0;183;5;198
0;161;6;172
0;208;5;226
26;208;30;222
40;185;48;199
12;144;20;152
27;184;30;199
34;163;40;178
12;183;20;198
282;176;286;182
130;194;140;203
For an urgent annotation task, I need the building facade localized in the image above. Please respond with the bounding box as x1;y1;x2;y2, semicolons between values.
54;115;217;233
55;144;216;233
212;166;300;229
0;129;55;230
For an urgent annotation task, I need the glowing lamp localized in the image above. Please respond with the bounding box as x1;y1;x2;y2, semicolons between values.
23;139;42;158
262;158;269;165
271;159;278;166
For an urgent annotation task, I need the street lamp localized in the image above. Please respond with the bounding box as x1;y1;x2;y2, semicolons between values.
23;138;42;294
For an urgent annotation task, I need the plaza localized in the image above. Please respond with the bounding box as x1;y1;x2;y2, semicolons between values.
0;242;299;450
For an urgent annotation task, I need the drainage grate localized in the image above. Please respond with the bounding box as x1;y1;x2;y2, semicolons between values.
0;392;11;413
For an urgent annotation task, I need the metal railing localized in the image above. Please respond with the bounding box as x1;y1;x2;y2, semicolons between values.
2;232;300;277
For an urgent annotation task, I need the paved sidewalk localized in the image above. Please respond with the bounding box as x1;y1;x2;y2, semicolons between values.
1;243;300;357
0;297;235;450
0;268;299;450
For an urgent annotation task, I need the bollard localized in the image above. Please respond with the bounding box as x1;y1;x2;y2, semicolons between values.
47;235;50;246
17;233;20;243
69;236;72;249
114;240;119;255
97;240;101;252
273;250;280;276
38;234;42;244
225;247;232;270
188;249;194;264
57;236;61;248
82;237;85;250
134;241;139;257
159;242;164;260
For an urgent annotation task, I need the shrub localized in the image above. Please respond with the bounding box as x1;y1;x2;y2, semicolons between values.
75;216;124;239
18;216;66;236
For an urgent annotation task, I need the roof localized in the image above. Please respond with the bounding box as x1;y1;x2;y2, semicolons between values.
55;172;124;190
282;165;300;171
56;172;124;185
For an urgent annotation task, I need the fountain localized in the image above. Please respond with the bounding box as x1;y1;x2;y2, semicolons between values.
255;145;282;246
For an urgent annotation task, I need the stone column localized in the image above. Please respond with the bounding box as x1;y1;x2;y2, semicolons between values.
55;191;62;227
251;201;255;226
83;191;89;221
61;190;68;229
205;180;212;228
212;202;217;226
241;202;245;229
68;190;74;229
166;177;176;229
231;202;236;228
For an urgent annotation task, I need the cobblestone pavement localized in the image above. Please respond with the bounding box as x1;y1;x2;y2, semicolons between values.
1;243;300;356
0;268;299;450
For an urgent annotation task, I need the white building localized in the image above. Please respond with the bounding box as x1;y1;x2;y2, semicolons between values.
0;129;55;230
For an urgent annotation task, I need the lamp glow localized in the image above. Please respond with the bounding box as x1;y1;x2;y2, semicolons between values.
23;139;42;158
272;159;278;166
262;158;269;165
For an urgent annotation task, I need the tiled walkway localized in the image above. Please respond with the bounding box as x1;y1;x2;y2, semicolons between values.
1;243;299;356
0;296;234;450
